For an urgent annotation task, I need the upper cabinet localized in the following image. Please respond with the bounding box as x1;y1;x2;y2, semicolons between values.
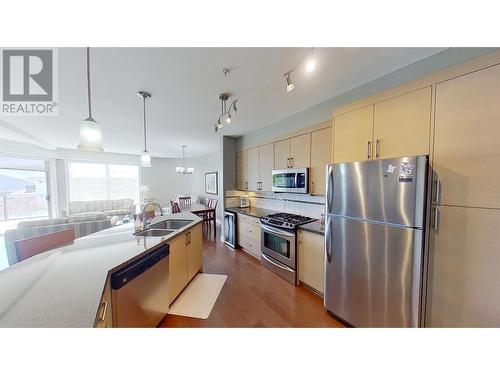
247;147;260;191
433;64;500;209
333;106;374;163
373;86;431;159
258;143;274;191
310;127;332;195
236;150;248;191
274;138;290;169
333;87;431;163
274;134;311;169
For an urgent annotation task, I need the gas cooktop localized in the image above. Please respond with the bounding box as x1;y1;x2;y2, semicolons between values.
260;212;316;230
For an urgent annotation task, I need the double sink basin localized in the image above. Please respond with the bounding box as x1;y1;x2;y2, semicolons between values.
134;219;193;237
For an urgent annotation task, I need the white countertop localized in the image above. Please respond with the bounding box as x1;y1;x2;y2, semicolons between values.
0;211;202;328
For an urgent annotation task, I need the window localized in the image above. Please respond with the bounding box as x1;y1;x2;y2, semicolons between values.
68;162;140;204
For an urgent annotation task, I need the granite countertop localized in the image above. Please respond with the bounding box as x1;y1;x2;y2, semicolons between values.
225;206;281;219
0;211;202;328
299;220;325;236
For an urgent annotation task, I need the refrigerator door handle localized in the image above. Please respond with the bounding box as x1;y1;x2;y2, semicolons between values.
432;206;440;231
326;164;334;213
434;179;441;204
324;215;333;263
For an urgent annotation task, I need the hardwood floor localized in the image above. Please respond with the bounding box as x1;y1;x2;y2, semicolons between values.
159;232;345;328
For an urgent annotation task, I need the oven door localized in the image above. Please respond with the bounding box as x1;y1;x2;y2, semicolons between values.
261;224;296;269
272;168;308;193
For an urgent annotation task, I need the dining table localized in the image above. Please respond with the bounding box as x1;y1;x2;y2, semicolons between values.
181;202;216;237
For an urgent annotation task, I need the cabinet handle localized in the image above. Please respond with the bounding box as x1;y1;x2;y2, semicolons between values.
434;179;441;204
286;158;290;168
432;206;440;231
311;181;314;194
367;141;372;159
375;139;380;158
245;181;248;190
97;301;108;322
290;157;294;168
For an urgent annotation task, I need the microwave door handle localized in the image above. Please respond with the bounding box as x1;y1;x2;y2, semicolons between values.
295;173;299;189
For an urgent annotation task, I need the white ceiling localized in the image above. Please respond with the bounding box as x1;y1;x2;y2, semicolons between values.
0;47;446;157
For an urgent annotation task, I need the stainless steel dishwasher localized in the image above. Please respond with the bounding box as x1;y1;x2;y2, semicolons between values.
111;244;169;327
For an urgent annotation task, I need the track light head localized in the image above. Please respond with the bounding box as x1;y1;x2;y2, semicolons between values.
285;73;295;92
226;114;232;123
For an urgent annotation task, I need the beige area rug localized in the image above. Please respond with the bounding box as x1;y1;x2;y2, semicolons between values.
168;273;227;319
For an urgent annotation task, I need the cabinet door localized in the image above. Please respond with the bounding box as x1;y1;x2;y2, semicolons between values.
433;64;500;208
246;147;260;191
310;127;332;195
259;143;274;191
333;106;374;163
236;150;248;191
274;138;290;169
373;86;431;159
298;230;325;294
168;233;188;304
290;133;311;168
187;223;203;281
426;205;500;327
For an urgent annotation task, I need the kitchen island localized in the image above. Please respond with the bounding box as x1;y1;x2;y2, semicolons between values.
0;211;202;328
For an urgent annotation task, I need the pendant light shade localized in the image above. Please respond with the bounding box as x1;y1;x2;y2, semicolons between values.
78;47;103;151
138;90;152;168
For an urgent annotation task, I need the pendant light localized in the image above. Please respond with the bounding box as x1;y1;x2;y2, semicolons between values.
78;47;103;151
137;90;152;167
175;145;194;174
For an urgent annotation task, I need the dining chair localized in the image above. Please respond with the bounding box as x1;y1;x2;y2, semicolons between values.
202;198;218;235
178;196;191;209
15;229;75;262
170;200;181;213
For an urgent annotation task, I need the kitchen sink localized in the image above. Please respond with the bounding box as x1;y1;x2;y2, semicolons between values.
150;219;193;230
134;228;175;237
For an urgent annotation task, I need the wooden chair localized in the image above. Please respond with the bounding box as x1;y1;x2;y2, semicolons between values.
203;198;218;235
178;196;191;209
170;200;181;213
15;229;75;262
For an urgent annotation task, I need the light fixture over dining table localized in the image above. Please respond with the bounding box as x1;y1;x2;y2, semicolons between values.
176;145;194;174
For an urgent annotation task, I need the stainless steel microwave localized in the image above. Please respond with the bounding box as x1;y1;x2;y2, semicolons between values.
272;168;308;193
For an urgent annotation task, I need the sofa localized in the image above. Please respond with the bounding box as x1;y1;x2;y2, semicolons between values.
4;216;112;266
62;198;136;219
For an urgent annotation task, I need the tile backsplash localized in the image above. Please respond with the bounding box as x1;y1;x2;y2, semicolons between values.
225;190;325;219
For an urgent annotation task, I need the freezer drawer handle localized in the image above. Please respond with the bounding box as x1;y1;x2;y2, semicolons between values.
97;301;108;322
432;206;440;231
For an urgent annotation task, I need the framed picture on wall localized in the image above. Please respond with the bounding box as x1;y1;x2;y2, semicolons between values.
205;172;218;195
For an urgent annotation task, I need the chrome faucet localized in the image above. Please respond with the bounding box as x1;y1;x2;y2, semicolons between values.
141;202;165;228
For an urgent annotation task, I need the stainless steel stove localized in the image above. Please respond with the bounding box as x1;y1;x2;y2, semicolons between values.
259;212;316;285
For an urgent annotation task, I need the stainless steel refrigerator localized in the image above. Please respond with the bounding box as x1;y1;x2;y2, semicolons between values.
324;155;428;327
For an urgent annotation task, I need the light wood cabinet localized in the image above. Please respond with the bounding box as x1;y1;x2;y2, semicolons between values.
237;214;261;258
236;150;248;191
333;106;374;163
310;127;332;195
258;143;274;191
246;147;260;191
168;232;188;304
274;138;289;169
187;223;203;282
298;229;325;294
373;86;431;159
433;64;500;209
290;133;311;168
426;206;500;327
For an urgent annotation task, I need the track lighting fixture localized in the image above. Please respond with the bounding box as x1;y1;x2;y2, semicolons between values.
283;48;316;93
214;93;238;133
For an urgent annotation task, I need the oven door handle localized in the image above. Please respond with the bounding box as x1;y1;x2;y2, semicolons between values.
261;253;295;272
261;224;296;237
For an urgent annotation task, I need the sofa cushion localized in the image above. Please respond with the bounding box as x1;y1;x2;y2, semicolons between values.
17;218;67;228
103;209;133;216
69;200;102;215
69;211;102;218
67;214;107;223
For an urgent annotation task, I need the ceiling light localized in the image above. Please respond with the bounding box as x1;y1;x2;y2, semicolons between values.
285;73;295;92
305;58;316;73
226;114;232;123
78;47;103;151
137;90;152;168
176;145;194;174
214;93;238;133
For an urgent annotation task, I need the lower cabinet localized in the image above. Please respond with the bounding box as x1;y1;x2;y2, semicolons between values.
297;229;325;294
94;278;113;328
169;223;203;304
237;214;261;258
